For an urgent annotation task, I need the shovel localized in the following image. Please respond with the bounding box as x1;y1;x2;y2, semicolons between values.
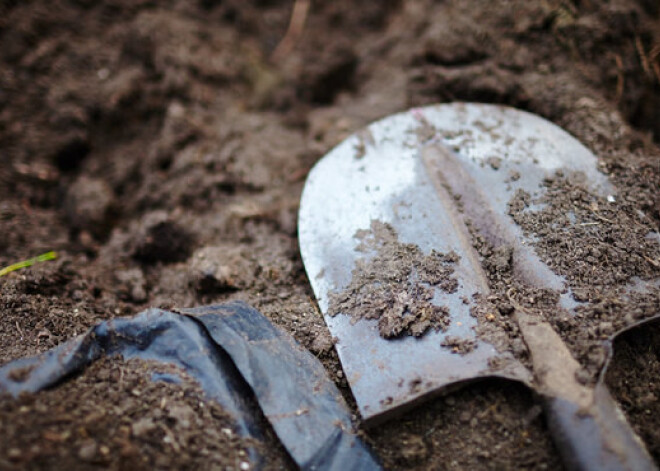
298;103;658;470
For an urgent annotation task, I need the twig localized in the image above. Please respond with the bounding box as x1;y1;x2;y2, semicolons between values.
643;255;660;268
579;202;614;224
650;43;660;60
271;0;311;63
590;211;614;224
0;251;57;277
650;42;660;84
613;54;624;103
506;288;525;311
15;321;23;338
635;35;652;79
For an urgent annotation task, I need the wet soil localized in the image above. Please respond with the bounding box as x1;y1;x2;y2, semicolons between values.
508;175;660;378
368;379;563;470
606;320;660;464
0;357;292;470
328;220;458;338
1;0;659;469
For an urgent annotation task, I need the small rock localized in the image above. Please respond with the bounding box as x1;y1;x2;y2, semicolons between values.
115;268;148;303
188;245;254;293
497;301;514;315
131;417;156;437
397;433;429;465
310;329;334;354
597;321;614;337
168;404;196;429
7;448;22;461
64;176;115;236
639;393;656;407
78;440;98;462
486;156;502;170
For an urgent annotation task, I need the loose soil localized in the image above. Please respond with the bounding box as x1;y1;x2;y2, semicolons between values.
606;320;660;464
328;220;458;339
0;357;292;470
1;0;659;469
508;175;660;378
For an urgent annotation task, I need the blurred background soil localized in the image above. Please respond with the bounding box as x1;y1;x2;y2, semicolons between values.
0;0;658;469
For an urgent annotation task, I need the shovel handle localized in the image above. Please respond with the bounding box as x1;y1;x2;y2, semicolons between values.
515;312;655;470
545;382;656;471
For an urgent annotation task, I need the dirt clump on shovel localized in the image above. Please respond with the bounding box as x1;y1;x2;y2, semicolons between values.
440;335;478;355
509;176;659;293
508;175;660;379
328;221;459;339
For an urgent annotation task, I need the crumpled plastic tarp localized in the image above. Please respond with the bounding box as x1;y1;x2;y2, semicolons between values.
0;301;381;471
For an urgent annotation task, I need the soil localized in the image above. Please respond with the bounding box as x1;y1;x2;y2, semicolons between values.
0;0;659;469
0;357;292;470
605;320;660;464
328;220;458;338
508;175;660;378
439;336;478;355
367;379;563;470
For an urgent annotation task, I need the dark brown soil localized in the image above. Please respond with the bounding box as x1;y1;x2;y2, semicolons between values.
328;221;458;338
508;175;660;379
0;357;292;470
368;379;563;470
1;0;659;469
606;320;660;464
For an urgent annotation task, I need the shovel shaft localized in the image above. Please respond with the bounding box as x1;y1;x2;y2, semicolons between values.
515;311;656;471
546;383;657;471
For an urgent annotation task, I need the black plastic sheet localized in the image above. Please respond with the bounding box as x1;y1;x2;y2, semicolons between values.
0;302;381;471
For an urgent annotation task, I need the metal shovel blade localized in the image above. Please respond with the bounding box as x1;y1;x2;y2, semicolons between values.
298;103;612;425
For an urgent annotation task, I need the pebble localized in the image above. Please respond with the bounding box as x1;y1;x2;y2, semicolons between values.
7;448;22;461
132;417;156;437
64;176;114;234
78;440;98;461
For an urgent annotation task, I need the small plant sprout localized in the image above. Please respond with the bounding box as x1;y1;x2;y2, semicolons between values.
0;251;57;277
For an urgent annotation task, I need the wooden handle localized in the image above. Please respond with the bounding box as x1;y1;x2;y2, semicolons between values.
515;311;655;470
545;382;656;471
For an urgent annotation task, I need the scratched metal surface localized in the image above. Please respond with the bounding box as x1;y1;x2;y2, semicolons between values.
298;103;611;425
